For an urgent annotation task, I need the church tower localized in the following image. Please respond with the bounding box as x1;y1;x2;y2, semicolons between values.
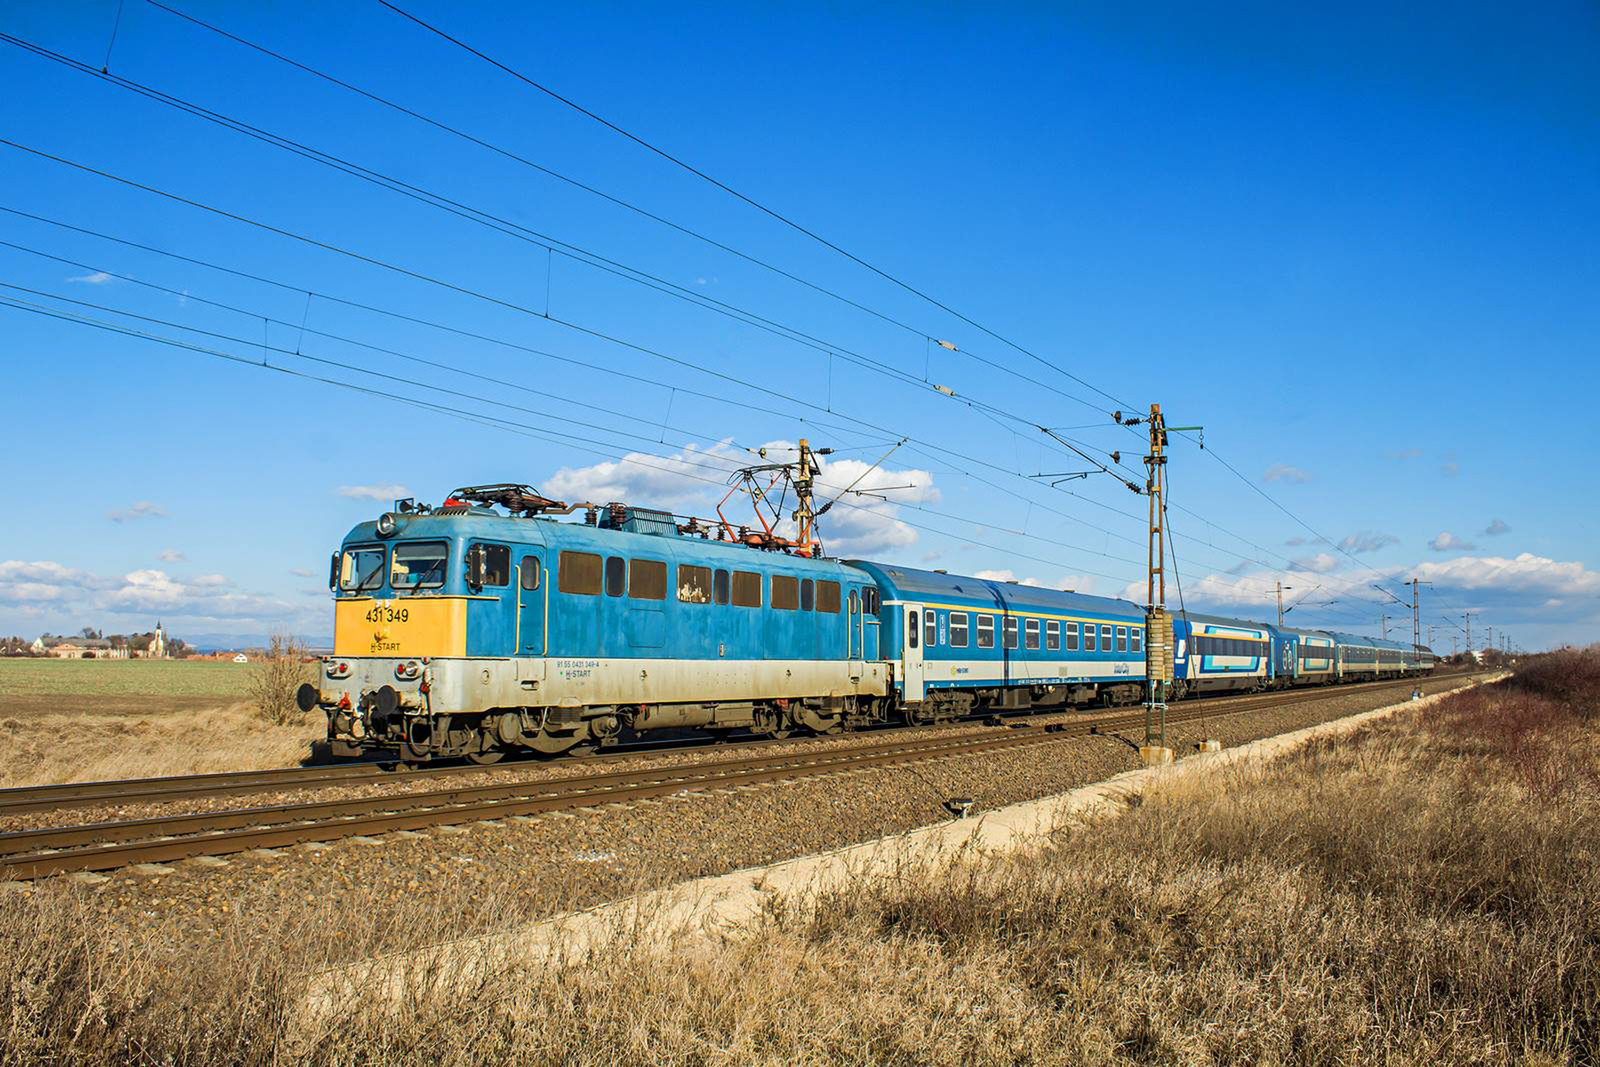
150;621;166;659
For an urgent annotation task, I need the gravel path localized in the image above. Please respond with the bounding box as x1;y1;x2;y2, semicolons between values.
4;676;1475;965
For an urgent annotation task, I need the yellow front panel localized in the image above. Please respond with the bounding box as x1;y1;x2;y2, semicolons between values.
334;597;467;658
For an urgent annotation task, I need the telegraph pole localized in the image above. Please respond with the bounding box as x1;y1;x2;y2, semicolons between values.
1274;581;1292;629
1381;614;1391;639
1407;578;1431;657
1464;612;1472;657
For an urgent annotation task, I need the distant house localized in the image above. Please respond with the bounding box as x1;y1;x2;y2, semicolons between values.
40;637;128;660
232;653;249;664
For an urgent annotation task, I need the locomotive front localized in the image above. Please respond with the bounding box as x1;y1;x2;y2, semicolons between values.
299;499;545;763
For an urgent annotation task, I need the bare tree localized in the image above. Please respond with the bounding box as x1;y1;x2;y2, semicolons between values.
248;632;315;726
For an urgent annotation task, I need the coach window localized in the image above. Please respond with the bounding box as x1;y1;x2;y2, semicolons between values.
558;551;602;595
339;545;386;592
678;564;712;604
1116;626;1128;653
731;570;762;608
801;578;815;611
1025;618;1040;650
1100;625;1114;651
519;556;540;591
977;615;995;649
604;556;626;597
908;611;919;649
925;611;938;648
1084;624;1096;652
1066;622;1080;651
1046;620;1060;651
949;612;969;647
630;559;667;600
714;568;730;605
1003;617;1019;650
818;580;841;614
773;575;799;610
1130;627;1142;654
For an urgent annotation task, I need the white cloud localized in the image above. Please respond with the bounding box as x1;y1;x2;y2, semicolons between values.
0;560;301;625
1338;531;1397;554
1413;552;1600;598
159;548;185;562
544;441;745;510
1483;518;1510;537
67;271;112;284
971;569;1096;594
1289;552;1338;574
338;484;411;502
108;501;165;523
1263;464;1311;484
1429;531;1476;552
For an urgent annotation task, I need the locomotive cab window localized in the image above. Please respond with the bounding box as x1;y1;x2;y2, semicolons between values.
817;580;841;614
629;558;667;600
679;564;712;604
466;543;509;588
605;557;626;597
732;570;762;608
558;551;602;595
519;556;540;591
1024;618;1040;650
772;575;799;610
339;545;386;592
949;612;969;647
977;615;995;649
862;588;879;616
390;541;447;591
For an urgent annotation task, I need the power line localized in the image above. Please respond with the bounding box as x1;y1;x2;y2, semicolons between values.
376;0;1140;415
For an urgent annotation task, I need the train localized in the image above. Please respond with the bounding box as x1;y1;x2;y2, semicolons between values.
300;484;1436;763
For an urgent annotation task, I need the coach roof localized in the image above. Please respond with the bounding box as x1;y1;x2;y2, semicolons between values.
846;560;1144;620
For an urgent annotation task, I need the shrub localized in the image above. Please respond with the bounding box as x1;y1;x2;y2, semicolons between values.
248;632;313;726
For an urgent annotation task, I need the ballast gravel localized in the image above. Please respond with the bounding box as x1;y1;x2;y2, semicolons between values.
9;677;1474;965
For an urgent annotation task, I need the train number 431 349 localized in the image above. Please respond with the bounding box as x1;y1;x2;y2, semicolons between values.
364;605;410;624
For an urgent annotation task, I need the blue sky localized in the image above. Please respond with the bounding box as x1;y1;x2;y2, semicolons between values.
1;0;1595;651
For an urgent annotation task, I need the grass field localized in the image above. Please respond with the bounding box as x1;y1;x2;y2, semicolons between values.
0;658;317;786
1;655;1594;1064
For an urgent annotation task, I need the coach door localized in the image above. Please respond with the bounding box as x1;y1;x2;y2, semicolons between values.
848;588;865;679
903;604;925;702
515;551;546;656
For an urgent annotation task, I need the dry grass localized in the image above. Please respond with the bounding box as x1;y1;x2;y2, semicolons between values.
2;664;1597;1065
0;655;322;786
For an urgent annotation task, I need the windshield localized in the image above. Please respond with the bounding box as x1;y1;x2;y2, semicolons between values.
391;541;449;591
339;545;387;592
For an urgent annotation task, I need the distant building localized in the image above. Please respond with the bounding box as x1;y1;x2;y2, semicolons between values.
232;652;249;664
40;637;128;659
143;621;169;659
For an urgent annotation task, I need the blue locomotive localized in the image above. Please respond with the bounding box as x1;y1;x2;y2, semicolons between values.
301;485;1436;762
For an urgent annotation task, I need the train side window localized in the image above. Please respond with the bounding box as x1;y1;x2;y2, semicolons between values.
1130;627;1142;654
863;588;880;616
1046;620;1060;651
630;559;667;600
1116;626;1128;653
949;612;969;647
731;571;762;607
801;578;815;611
714;569;730;605
1100;625;1113;651
558;551;602;595
818;580;841;613
977;615;995;648
908;611;919;649
1066;622;1080;651
772;575;798;610
1025;618;1040;650
469;543;509;587
848;589;858;615
604;556;626;597
678;564;712;604
924;611;938;648
1003;617;1019;650
1084;625;1096;652
519;556;540;591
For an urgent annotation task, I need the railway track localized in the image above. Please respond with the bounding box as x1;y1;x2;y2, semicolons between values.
0;675;1473;880
0;673;1468;819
